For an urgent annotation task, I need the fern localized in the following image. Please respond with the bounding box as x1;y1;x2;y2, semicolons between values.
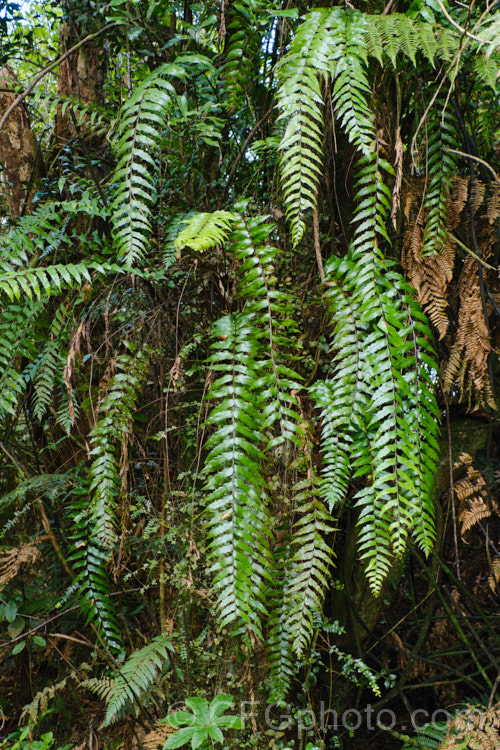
0;300;39;417
31;303;70;421
222;0;265;111
70;345;150;651
276;9;466;245
85;635;173;727
421;99;458;255
178;211;303;634
267;528;295;703
287;476;335;657
111;64;181;267
204;312;272;634
276;9;338;245
309;155;439;593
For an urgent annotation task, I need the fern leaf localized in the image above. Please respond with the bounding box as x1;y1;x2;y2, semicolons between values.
100;635;173;727
287;477;335;657
175;211;236;253
111;64;181;267
205;312;272;635
421;100;458;255
276;9;340;244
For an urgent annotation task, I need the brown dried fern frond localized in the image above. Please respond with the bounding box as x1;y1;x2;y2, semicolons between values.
486;183;500;225
443;258;494;409
438;701;500;749
0;538;46;592
452;460;496;537
488;557;500;592
143;721;176;750
401;208;455;339
469;178;486;215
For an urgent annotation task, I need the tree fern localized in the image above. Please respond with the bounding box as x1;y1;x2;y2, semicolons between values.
111;64;181;267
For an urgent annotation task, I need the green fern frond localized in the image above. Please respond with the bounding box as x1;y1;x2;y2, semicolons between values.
99;635;172;727
476;11;500;60
287;477;335;657
175;211;236;253
421;100;458;255
277;9;339;244
89;345;150;548
310;154;439;594
69;346;151;651
267;530;295;704
205;312;272;635
310;259;367;512
0;300;39;417
229;215;302;448
31;303;70;421
0;261;123;302
223;0;265;111
111;64;181;267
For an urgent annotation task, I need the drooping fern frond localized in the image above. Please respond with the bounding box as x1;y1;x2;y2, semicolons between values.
0;300;39;417
222;0;266;111
276;8;467;245
31;303;70;421
111;64;182;267
276;9;340;245
70;345;150;650
287;475;335;657
310;154;439;593
179;211;303;635
421;100;458;256
267;528;295;703
204;312;272;635
88;344;151;547
87;635;173;727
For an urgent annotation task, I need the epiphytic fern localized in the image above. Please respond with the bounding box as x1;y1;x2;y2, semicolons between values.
310;154;439;593
222;0;266;111
276;9;339;245
276;9;466;246
111;64;181;267
287;474;335;657
177;211;304;634
204;311;272;634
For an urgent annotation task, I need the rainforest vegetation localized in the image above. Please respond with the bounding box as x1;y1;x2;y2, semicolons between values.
0;0;499;747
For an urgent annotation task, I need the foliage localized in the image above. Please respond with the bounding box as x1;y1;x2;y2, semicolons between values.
161;694;243;749
0;0;499;746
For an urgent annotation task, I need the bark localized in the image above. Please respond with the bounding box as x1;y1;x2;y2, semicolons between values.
0;66;41;218
54;14;107;148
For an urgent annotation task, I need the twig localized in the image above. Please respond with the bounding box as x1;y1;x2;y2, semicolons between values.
444;148;500;183
312;209;325;281
218;106;274;208
0;23;116;132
